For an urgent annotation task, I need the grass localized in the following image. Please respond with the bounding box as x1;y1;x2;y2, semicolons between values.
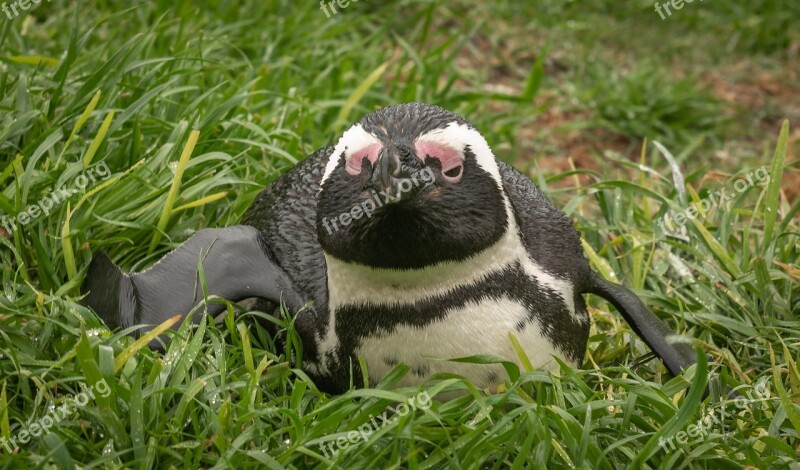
577;65;725;149
1;0;798;468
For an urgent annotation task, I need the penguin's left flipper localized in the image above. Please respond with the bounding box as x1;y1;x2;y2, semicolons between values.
81;225;307;340
585;271;697;376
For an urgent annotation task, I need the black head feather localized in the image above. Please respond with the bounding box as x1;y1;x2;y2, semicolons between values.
316;103;508;269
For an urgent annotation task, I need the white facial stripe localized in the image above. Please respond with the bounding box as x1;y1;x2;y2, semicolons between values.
415;121;518;265
323;122;502;187
415;122;504;186
320;124;381;186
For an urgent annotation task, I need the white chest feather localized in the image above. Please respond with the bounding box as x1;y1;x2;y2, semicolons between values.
314;220;583;386
356;296;572;388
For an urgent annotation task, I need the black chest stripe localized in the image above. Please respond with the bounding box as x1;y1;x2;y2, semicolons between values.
333;261;589;366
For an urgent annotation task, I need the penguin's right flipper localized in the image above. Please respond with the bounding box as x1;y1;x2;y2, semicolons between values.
81;225;307;338
585;271;697;376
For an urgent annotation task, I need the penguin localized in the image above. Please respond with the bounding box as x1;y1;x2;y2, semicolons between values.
82;102;696;393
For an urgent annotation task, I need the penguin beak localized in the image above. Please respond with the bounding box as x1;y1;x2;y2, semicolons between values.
378;147;402;191
373;146;407;202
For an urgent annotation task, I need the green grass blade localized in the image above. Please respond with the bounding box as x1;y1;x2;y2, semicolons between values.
762;120;788;246
148;129;200;254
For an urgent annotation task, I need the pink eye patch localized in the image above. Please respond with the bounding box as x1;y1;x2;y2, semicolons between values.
415;141;463;182
345;143;382;175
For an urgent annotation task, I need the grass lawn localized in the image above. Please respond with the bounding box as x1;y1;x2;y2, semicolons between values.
0;0;798;468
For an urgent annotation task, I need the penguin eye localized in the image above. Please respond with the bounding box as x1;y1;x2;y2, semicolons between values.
345;143;382;176
415;141;463;183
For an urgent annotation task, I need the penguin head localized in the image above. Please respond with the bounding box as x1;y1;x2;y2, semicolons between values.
317;103;509;269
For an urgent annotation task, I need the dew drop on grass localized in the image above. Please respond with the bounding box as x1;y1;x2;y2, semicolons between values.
85;328;105;337
102;439;114;455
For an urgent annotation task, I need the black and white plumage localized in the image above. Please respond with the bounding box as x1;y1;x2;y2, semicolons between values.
82;103;696;393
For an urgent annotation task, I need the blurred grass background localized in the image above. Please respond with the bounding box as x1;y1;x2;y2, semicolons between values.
0;0;798;468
